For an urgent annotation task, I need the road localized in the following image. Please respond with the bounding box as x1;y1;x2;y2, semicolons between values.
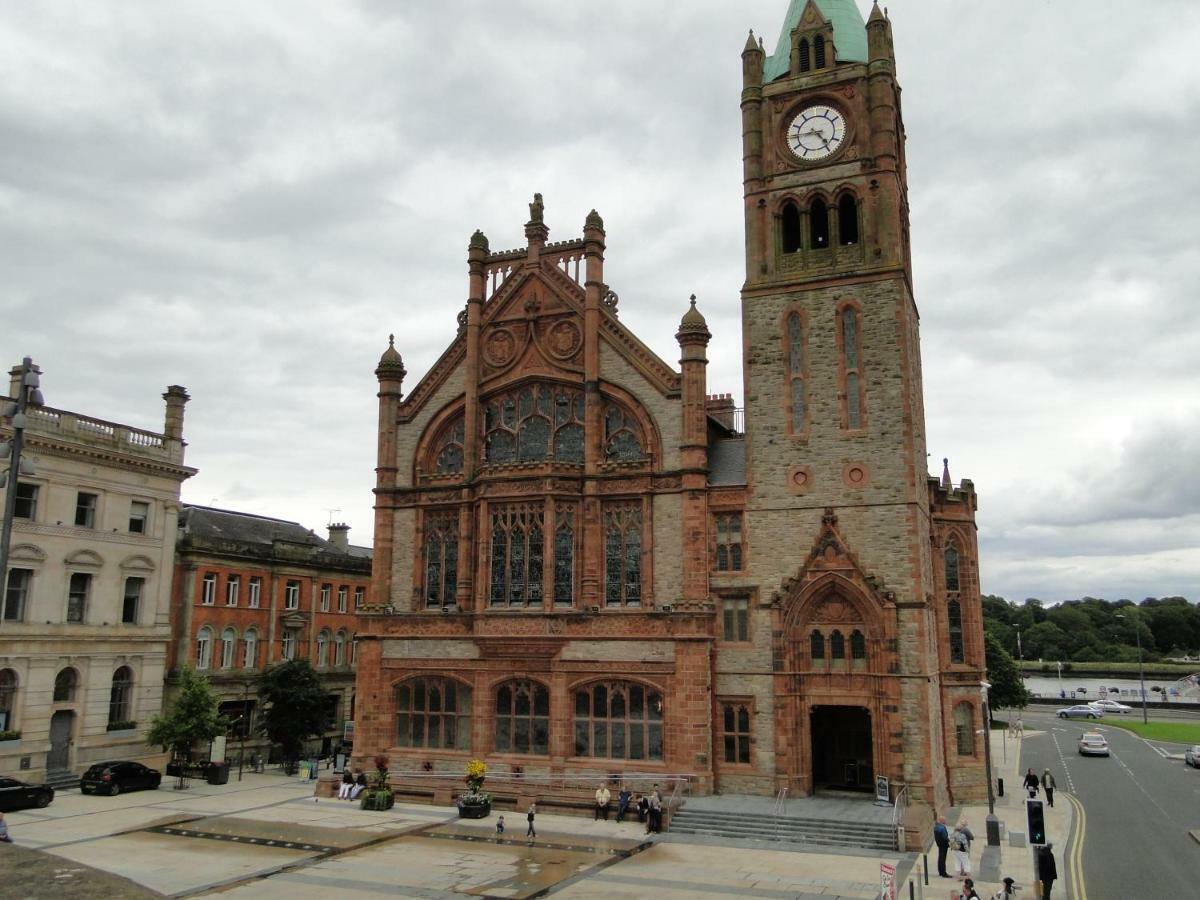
1020;707;1200;899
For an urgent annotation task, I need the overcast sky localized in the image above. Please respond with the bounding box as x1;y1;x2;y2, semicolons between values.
3;1;1198;605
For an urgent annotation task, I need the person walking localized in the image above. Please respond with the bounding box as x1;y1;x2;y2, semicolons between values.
594;783;611;821
1037;844;1057;899
1041;769;1056;808
526;802;537;840
647;791;662;834
0;813;11;844
1023;767;1040;799
933;816;951;878
951;822;973;879
616;786;631;823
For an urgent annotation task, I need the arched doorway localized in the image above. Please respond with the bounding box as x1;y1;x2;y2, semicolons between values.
810;705;873;791
48;710;75;772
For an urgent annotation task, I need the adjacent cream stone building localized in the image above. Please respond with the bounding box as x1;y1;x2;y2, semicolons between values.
0;362;194;784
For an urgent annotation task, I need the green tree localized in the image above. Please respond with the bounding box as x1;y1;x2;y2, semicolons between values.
985;632;1029;712
257;659;330;773
147;667;226;785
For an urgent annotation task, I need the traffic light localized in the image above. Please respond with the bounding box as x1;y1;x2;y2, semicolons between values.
1026;799;1047;846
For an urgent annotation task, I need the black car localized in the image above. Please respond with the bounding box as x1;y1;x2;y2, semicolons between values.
0;776;54;811
79;761;162;796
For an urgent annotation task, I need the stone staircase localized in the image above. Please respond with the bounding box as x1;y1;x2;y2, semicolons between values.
45;769;80;792
668;806;898;851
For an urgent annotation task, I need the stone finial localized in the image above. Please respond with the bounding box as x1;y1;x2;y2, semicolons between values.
376;333;407;381
941;457;952;489
868;1;887;24
743;29;759;53
585;209;604;231
469;229;489;252
676;294;711;344
528;193;544;225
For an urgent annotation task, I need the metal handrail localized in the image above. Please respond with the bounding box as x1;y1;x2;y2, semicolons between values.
891;782;909;849
772;786;789;837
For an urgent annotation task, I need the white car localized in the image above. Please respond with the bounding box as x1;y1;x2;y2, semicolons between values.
1089;699;1132;714
1078;732;1110;756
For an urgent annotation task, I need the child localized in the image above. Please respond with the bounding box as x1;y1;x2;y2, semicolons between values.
495;815;505;835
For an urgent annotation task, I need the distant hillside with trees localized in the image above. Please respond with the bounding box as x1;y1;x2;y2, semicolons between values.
982;595;1200;664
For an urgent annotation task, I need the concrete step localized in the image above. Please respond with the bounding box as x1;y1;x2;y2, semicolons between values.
669;809;897;851
45;769;80;791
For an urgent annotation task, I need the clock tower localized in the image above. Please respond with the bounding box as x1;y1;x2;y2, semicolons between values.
735;0;984;813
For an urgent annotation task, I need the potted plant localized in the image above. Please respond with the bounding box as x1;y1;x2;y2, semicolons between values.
360;754;395;811
457;758;491;818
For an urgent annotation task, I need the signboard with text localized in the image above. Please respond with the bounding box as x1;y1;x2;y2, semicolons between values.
879;861;896;900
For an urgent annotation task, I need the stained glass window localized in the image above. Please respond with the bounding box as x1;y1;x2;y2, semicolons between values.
945;547;960;592
396;678;472;750
840;306;864;428
435;419;465;474
489;505;544;607
604;503;643;606
573;681;663;760
553;505;576;606
604;405;645;461
948;599;965;664
424;512;459;608
484;384;585;465
495;680;550;755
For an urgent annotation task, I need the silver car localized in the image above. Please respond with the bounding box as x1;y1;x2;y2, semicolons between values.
1057;705;1103;720
1184;745;1200;768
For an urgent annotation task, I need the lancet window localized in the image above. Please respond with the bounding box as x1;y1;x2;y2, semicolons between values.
604;503;643;607
423;512;459;609
489;504;545;607
948;599;965;664
553;504;576;606
945;546;961;593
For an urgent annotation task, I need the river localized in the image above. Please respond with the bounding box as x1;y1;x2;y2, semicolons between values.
1022;673;1196;701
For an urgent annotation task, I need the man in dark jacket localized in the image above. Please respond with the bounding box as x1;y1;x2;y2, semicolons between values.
1038;844;1058;899
932;816;951;877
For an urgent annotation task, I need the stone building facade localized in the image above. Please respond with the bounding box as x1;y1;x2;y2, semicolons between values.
0;364;194;782
167;508;371;761
353;0;987;816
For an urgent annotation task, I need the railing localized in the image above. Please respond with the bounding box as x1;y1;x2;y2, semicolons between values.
13;402;170;455
892;782;909;851
374;769;697;796
772;785;789;838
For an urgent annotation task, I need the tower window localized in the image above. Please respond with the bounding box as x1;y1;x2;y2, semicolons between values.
781;202;802;253
945;546;961;592
810;629;825;662
830;629;845;661
798;38;810;73
948;599;965;664
839;306;865;429
809;198;829;249
786;312;806;434
814;34;827;69
838;193;859;245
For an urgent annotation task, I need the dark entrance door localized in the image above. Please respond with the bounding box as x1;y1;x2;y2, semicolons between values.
48;710;74;770
810;705;873;791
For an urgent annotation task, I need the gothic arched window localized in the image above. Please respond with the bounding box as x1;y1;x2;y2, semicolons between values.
395;677;472;750
782;201;802;253
810;198;829;249
603;503;643;607
814;34;827;69
838;193;859;245
484;385;585;465
424;511;459;609
830;629;846;661
839;305;864;429
798;38;811;72
434;418;464;474
108;666;133;727
851;629;867;666
495;680;550;755
810;630;825;662
573;681;663;760
604;405;645;462
786;312;806;433
554;504;576;606
53;667;78;702
490;504;545;607
948;599;965;664
945;546;961;592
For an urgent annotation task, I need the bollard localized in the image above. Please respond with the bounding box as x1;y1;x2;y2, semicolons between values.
998;776;1004;797
923;852;929;886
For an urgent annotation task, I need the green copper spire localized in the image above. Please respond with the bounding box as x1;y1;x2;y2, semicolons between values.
763;0;869;82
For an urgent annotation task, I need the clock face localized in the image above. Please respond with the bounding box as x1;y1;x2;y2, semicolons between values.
786;105;848;162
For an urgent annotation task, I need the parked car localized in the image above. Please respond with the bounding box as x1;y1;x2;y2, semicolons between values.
79;761;162;796
1078;732;1110;756
1057;705;1103;720
1088;699;1132;714
0;776;54;811
1184;745;1200;768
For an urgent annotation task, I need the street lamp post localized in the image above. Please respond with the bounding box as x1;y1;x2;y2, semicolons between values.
1015;624;1023;662
0;358;44;609
980;680;1001;847
1116;612;1149;724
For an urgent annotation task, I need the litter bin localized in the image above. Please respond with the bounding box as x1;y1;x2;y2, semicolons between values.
207;762;230;785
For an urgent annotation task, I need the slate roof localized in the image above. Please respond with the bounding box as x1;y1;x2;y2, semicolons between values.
177;505;372;568
709;438;747;486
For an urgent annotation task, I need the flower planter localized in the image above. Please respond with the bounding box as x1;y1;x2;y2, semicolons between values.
458;799;491;819
360;791;395;811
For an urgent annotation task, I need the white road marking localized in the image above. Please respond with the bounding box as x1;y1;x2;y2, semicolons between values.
1050;732;1077;792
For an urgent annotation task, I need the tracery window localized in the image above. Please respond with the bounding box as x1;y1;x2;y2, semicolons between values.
395;677;471;750
838;193;859;245
108;667;133;726
604;503;643;607
434;418;465;474
810;629;825;661
54;668;78;703
495;680;550;755
573;681;663;760
483;384;585;465
720;701;752;765
553;504;576;606
948;599;965;664
954;702;975;756
424;511;459;609
945;546;961;592
839;306;864;429
604;404;645;462
490;504;544;607
786;312;806;433
714;512;744;572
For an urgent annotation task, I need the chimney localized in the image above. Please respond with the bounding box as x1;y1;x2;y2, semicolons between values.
328;522;350;550
706;393;736;431
162;385;190;441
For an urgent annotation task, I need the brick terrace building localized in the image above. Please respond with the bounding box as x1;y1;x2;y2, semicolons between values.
352;0;988;820
168;507;371;761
